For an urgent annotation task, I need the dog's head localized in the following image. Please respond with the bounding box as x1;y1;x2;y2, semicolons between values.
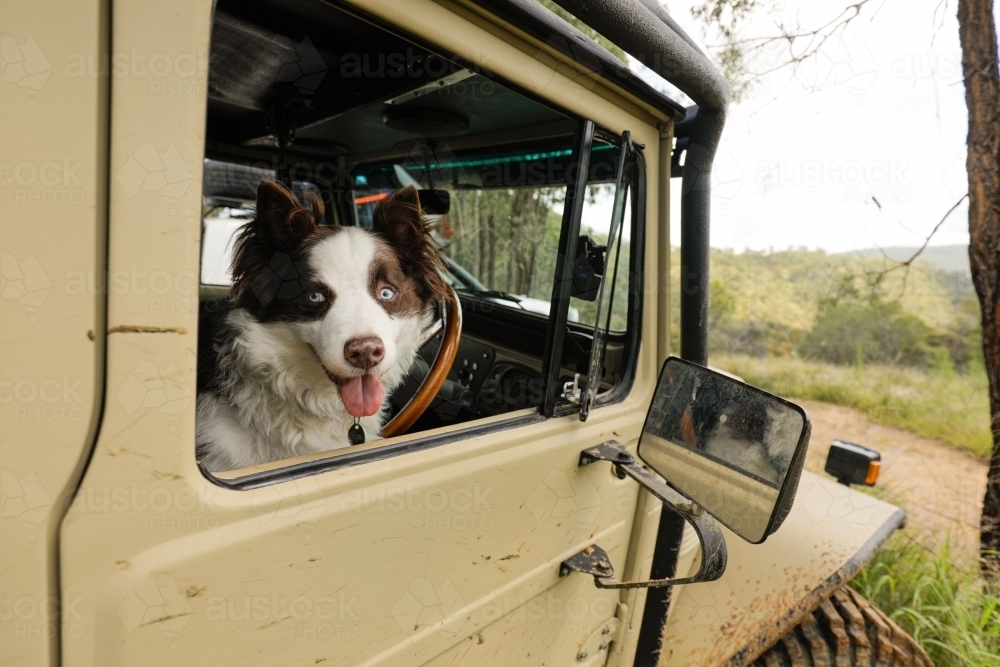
230;182;449;418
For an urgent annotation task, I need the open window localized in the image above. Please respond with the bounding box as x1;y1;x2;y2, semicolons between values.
196;0;643;480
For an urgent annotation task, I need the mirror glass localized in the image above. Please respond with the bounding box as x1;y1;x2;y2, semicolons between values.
638;357;810;543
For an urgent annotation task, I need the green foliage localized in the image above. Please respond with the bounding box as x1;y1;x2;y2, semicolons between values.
714;354;992;458
448;185;634;331
851;533;1000;667
691;0;762;101
802;299;941;368
708;277;736;324
711;320;801;357
449;188;564;301
683;246;982;371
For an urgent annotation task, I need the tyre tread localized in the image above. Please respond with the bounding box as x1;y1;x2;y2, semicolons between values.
749;588;932;667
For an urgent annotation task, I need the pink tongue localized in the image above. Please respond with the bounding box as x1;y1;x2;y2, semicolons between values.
339;375;384;418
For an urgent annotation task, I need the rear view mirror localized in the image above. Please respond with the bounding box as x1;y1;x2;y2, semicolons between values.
638;357;810;543
417;189;450;215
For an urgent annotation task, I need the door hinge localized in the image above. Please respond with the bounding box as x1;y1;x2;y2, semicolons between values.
576;605;627;663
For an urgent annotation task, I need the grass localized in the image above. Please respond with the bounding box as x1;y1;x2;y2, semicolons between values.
712;354;993;460
850;533;1000;667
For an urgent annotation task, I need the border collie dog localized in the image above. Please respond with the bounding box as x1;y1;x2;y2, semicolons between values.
197;182;448;472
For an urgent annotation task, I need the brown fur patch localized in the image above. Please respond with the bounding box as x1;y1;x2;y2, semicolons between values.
230;181;337;322
368;245;426;318
370;186;450;312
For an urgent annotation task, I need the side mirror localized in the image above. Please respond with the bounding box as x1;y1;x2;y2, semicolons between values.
560;357;810;590
569;235;606;301
638;357;811;543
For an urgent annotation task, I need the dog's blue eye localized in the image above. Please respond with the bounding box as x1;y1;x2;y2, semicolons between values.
308;291;325;303
379;287;395;300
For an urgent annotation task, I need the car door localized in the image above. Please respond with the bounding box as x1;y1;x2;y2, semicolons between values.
59;1;670;665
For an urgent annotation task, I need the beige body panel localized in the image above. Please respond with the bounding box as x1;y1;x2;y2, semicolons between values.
0;1;107;664
57;0;667;666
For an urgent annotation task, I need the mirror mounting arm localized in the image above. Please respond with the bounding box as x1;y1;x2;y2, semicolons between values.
560;440;728;589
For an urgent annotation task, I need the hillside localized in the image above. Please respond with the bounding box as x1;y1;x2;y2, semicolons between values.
693;247;977;334
843;245;970;275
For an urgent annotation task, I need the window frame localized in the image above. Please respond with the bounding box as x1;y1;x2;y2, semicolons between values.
197;5;646;490
549;127;646;418
591;133;646;413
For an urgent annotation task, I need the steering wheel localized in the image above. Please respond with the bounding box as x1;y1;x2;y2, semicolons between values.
381;288;462;438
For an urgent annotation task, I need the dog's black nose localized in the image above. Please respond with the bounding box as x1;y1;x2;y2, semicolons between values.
344;336;385;370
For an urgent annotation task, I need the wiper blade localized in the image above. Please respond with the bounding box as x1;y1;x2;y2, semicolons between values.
454;287;523;304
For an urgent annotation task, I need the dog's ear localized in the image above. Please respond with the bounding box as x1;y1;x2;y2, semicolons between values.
230;181;325;314
372;186;450;303
253;181;322;252
371;186;424;249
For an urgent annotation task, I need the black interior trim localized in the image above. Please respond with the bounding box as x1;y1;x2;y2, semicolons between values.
470;0;686;122
541;120;594;417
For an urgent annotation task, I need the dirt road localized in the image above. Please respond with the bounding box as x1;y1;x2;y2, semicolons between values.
798;399;987;565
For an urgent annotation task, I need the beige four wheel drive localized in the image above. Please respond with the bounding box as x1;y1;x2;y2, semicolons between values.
2;0;930;665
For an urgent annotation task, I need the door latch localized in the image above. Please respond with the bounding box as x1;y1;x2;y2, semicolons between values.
559;440;728;589
562;373;583;404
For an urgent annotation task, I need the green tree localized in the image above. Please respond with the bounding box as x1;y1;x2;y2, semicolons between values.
802;298;938;368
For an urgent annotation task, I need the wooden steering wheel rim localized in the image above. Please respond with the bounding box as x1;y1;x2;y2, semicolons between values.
381;289;462;438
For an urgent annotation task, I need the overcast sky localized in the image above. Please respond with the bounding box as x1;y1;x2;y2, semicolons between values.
638;0;984;253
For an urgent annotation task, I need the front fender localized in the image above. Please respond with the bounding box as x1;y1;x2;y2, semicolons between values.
660;469;905;667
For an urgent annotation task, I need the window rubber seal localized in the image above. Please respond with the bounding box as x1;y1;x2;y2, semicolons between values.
204;412;546;490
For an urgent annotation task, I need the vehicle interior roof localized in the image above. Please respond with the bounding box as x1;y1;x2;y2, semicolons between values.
206;0;580;167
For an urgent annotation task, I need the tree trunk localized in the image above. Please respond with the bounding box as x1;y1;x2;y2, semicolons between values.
958;0;1000;572
486;208;496;288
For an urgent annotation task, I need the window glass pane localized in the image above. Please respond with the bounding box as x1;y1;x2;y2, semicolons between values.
573;138;632;333
576;183;632;332
352;144;576;320
565;135;638;401
447;187;564;313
